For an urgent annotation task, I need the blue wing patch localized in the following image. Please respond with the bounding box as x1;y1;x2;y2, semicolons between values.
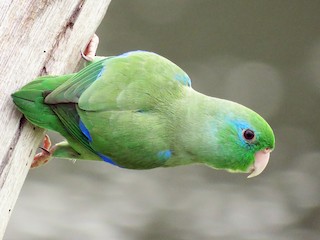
79;120;92;142
79;120;119;166
96;66;105;79
157;150;172;161
175;73;191;87
97;152;118;166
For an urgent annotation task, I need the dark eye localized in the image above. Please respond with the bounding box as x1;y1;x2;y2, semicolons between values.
243;129;255;141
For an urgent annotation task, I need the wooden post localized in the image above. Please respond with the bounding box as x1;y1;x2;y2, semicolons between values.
0;0;111;237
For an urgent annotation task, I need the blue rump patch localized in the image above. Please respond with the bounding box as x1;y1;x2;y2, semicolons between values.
157;150;172;161
79;120;92;142
118;50;147;58
97;152;118;166
175;73;191;87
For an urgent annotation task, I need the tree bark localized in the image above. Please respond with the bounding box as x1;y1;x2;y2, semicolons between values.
0;0;111;237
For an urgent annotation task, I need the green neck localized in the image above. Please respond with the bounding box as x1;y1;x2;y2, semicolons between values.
164;88;221;167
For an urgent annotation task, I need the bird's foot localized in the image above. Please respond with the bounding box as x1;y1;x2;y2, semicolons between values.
81;34;99;62
32;134;55;168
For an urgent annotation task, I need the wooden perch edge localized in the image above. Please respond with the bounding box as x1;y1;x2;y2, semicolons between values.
0;0;111;237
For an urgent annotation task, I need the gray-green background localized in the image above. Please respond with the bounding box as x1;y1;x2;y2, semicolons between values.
6;1;320;239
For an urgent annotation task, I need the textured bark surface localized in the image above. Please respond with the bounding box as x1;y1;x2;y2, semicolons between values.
0;0;111;237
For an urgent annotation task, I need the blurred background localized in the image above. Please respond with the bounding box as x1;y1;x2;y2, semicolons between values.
5;0;320;239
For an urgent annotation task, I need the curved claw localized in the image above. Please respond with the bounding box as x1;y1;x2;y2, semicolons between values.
80;50;93;62
32;134;54;168
81;34;99;62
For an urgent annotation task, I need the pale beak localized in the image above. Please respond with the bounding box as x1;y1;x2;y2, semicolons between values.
247;148;272;178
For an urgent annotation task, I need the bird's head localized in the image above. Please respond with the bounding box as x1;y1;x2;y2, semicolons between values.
203;99;275;178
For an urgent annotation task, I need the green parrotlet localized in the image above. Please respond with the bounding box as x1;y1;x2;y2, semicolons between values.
12;35;275;178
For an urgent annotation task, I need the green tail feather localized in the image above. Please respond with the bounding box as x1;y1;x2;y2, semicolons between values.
12;74;99;160
11;74;74;133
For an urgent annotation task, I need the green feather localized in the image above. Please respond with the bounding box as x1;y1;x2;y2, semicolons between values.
12;51;275;175
12;74;100;161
